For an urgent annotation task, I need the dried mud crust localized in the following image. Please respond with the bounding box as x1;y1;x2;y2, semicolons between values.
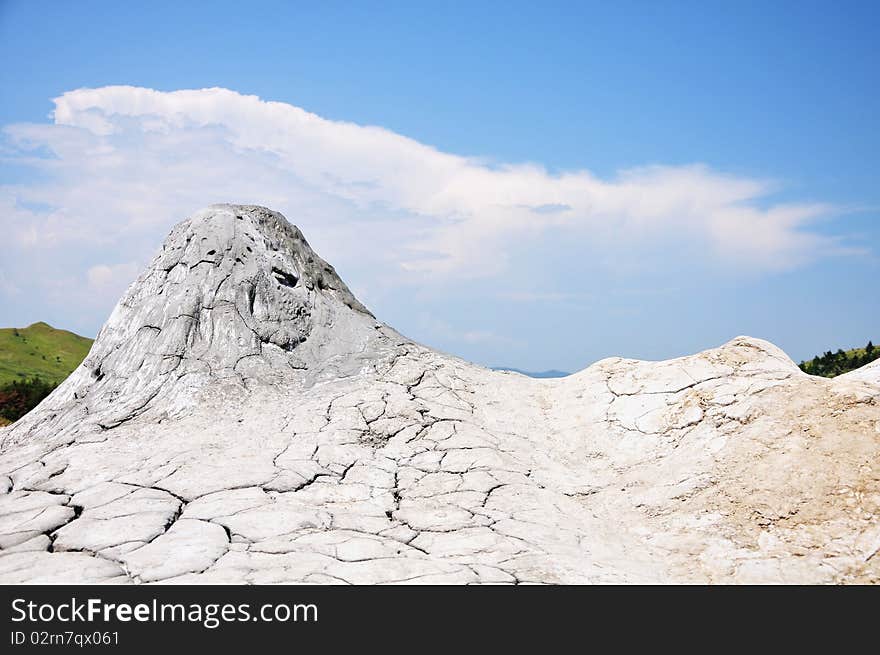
1;206;878;584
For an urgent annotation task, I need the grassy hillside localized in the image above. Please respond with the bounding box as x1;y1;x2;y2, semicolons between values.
799;340;878;378
0;322;93;386
0;322;93;425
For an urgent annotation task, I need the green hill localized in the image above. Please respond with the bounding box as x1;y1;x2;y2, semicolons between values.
0;322;93;386
798;340;878;378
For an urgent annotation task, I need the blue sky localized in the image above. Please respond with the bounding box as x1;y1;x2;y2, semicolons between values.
1;0;877;371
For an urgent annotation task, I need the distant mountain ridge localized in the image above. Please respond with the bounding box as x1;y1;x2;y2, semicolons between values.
492;367;570;378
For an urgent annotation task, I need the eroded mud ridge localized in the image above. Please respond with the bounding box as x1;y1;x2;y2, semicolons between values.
1;204;879;584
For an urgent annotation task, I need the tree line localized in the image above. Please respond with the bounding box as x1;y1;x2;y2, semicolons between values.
0;377;57;423
799;341;877;378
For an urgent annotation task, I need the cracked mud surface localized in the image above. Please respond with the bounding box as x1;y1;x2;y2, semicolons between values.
1;205;879;584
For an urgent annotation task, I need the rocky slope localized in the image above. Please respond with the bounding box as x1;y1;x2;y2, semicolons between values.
1;204;878;584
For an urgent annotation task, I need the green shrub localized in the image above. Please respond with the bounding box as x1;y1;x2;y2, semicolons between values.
0;377;57;423
799;340;880;378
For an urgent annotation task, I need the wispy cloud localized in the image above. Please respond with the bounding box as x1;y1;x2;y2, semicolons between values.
0;85;864;333
519;203;572;215
414;313;522;349
498;291;586;303
460;330;521;346
0;270;20;297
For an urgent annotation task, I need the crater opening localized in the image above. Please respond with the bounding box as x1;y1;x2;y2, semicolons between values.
271;267;299;288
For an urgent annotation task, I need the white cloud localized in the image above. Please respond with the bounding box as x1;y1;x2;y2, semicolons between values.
413;313;522;349
460;330;521;346
0;85;863;332
85;264;115;288
86;262;139;293
0;270;20;296
499;291;587;303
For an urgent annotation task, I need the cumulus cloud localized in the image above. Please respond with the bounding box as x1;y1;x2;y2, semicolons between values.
86;262;140;295
0;85;862;335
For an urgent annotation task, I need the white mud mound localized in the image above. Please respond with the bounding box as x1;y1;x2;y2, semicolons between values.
1;205;878;584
